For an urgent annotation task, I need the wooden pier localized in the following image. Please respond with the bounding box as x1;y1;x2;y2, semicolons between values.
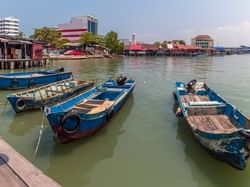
0;58;52;70
0;137;61;187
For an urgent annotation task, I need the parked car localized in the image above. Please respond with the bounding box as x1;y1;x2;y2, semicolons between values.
64;50;82;56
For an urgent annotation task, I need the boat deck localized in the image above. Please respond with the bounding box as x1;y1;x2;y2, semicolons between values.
180;95;210;103
187;115;237;133
180;94;237;133
16;80;93;100
72;99;114;114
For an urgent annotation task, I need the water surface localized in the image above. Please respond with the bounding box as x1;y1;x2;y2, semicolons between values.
1;55;250;187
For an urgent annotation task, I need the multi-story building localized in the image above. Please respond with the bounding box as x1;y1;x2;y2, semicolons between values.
0;17;19;37
57;15;98;42
191;35;214;49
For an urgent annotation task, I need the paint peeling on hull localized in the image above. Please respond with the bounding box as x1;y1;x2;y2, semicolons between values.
195;133;249;170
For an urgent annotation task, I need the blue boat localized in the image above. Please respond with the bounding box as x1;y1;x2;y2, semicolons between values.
44;76;135;143
0;67;72;89
7;78;95;113
173;80;250;170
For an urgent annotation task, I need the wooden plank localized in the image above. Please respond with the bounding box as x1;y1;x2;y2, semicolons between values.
187;115;237;133
0;137;61;187
180;95;209;103
0;157;27;187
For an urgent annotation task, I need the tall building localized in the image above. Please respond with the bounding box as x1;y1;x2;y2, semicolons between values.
191;35;214;49
0;17;19;37
57;15;98;42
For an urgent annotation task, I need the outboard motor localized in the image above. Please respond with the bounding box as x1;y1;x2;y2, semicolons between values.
116;76;127;85
186;79;197;91
57;67;65;73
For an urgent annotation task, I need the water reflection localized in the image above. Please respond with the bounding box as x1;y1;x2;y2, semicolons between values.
175;107;250;187
8;110;42;136
46;96;134;187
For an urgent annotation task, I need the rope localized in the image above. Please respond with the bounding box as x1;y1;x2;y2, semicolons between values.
32;113;45;162
0;99;8;115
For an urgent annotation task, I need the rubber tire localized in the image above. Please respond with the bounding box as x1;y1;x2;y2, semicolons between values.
61;113;81;134
16;98;26;111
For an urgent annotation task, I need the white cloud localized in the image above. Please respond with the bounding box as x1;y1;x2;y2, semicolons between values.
182;20;250;47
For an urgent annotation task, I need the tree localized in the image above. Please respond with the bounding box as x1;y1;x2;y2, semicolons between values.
154;41;161;47
30;27;61;47
161;41;168;48
105;31;123;55
79;32;97;46
17;32;26;39
179;40;186;45
56;38;70;49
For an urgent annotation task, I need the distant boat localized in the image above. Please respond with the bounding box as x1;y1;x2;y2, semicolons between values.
7;78;95;113
44;76;135;143
173;79;250;170
0;67;72;89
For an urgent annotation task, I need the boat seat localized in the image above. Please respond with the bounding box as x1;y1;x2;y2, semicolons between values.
70;107;91;114
181;95;210;103
187;115;237;133
85;99;106;105
73;100;114;114
187;101;225;107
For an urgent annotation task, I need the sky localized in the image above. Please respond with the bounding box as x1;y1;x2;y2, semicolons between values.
1;0;250;47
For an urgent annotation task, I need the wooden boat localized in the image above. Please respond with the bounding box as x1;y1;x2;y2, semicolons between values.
44;76;135;143
7;78;95;113
0;67;72;89
173;79;250;170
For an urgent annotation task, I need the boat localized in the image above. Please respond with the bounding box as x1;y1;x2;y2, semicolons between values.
0;67;72;89
173;79;250;170
7;78;95;113
44;76;135;143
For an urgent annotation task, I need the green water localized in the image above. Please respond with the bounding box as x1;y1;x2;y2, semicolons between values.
1;55;250;187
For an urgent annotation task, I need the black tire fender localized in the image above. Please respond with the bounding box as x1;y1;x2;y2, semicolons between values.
61;113;81;134
16;98;26;111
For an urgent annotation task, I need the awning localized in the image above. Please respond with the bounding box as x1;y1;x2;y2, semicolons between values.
0;38;8;42
64;42;81;47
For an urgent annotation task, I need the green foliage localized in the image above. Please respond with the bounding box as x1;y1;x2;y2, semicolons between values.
179;40;186;45
105;31;124;55
154;41;161;47
79;32;97;45
56;38;70;49
30;27;61;46
17;32;26;39
161;41;168;48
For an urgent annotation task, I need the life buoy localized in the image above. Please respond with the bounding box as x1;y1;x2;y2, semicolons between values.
16;98;26;111
176;107;184;117
61;113;81;134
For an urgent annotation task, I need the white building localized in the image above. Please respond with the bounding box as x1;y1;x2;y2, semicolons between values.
0;17;19;37
57;15;98;42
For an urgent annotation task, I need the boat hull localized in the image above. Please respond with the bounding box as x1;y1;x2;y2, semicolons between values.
47;85;134;143
0;71;72;89
173;81;250;170
7;81;95;113
193;129;249;170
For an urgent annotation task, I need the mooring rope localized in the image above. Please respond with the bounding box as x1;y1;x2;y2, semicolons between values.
32;113;45;162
